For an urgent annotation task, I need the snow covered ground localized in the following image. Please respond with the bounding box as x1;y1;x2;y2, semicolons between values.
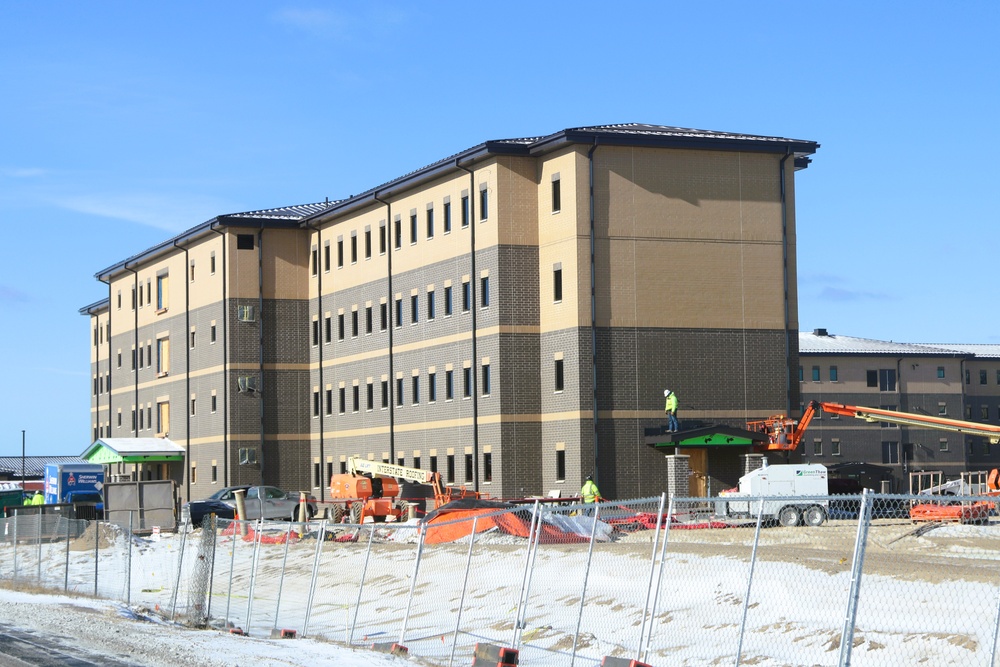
4;509;1000;666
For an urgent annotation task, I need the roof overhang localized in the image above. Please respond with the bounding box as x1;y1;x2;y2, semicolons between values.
645;425;766;449
83;438;186;464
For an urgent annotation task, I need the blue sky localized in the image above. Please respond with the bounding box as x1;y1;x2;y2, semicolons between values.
1;2;997;457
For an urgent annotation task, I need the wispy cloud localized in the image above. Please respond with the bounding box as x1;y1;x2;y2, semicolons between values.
818;286;894;302
1;167;47;178
273;8;347;38
56;193;229;233
0;285;31;304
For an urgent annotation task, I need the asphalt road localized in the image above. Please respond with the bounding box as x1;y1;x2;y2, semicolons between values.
0;624;141;667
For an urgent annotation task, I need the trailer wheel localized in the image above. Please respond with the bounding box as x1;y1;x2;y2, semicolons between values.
803;505;826;527
329;504;345;523
777;505;801;527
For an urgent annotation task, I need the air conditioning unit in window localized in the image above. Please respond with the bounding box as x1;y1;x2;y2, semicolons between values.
237;376;260;394
238;305;256;322
239;447;258;465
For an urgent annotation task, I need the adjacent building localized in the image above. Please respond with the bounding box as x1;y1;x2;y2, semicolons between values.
83;123;819;503
799;330;1000;490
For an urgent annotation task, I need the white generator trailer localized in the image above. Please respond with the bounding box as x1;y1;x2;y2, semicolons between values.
714;462;829;527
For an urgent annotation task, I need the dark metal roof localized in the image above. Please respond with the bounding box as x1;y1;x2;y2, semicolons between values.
92;201;337;282
0;456;88;478
304;122;819;225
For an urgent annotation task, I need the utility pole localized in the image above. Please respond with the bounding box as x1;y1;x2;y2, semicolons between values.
21;430;25;489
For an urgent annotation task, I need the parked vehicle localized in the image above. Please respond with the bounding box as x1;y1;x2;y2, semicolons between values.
44;463;105;518
182;485;317;526
714;462;830;527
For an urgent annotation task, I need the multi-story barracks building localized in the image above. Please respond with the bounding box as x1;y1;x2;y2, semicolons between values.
82;123;819;503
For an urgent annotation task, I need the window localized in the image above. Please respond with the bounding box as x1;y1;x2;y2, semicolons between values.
551;176;561;213
395;298;403;327
556;450;566;481
940;438;949;452
394;218;402;250
428;372;436;402
829;366;838;382
482;363;491;396
465;453;473;483
190;397;196;417
867;370;877;387
116;290;121;309
937;366;946;379
997;370;1000;385
339;387;346;414
312;319;320;346
966;405;973;419
483;452;492;483
879;406;898;427
210;252;216;274
413;456;421;470
426;208;434;239
396;378;404;406
446;370;454;400
156;338;170;375
881;441;899;465
210;324;217;344
410;213;418;244
444;286;453;316
352;310;359;337
156;274;169;311
443;201;451;233
353;385;359;413
479;188;488;220
325;316;332;344
412;376;419;405
447;454;455;483
463;367;472;398
138;407;143;431
811;366;820;382
554;359;565;392
938;402;948;416
461;195;470;228
981;370;988;385
320;243;328;273
553;267;563;302
131;286;136;310
312;390;320;417
131;348;136;371
117;350;122;368
337;239;344;268
380;224;387;254
481;276;490;307
411;295;419;324
156;401;169;435
831;439;841;456
381;380;389;409
365;229;372;259
210;394;217;413
325;388;332;415
798;366;804;382
981;405;990;421
338;313;345;341
380;302;388;331
868;369;896;391
966;369;971;385
350;235;357;263
462;280;471;312
366;381;374;411
190;465;197;485
237;234;254;250
365;306;373;334
138;284;143;307
813;440;822;456
430;455;438;474
190;329;196;349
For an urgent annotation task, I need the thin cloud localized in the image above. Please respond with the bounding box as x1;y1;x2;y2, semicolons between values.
0;285;31;304
273;8;347;38
818;286;894;302
56;193;229;233
1;167;47;178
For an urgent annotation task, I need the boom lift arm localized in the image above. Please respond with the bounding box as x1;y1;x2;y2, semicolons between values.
751;400;1000;452
345;457;478;508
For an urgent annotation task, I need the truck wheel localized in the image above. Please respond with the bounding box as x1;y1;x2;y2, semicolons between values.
329;505;345;523
803;505;826;527
777;506;801;527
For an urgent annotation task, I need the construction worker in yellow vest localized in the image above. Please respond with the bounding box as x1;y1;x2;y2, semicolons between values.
580;475;600;503
29;491;44;505
664;389;679;433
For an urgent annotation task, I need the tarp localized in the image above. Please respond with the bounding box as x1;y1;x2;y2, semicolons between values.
423;499;610;544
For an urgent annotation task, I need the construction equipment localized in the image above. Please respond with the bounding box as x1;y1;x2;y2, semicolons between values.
715;462;830;526
908;468;1000;524
749;400;1000;452
328;457;481;524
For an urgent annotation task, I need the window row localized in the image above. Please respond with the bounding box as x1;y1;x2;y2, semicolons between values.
967;369;1000;385
311;278;490;346
311;189;489;276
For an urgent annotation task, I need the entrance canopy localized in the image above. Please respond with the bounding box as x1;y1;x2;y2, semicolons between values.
644;425;766;450
82;438;186;464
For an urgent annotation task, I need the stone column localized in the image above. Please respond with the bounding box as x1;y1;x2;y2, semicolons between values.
742;453;765;476
665;454;691;500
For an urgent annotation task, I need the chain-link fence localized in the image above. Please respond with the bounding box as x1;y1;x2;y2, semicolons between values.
2;493;1000;666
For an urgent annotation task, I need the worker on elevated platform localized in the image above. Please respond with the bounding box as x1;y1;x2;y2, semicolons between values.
664;389;679;433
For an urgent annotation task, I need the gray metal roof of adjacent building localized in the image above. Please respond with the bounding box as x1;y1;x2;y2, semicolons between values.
0;456;88;478
800;329;971;357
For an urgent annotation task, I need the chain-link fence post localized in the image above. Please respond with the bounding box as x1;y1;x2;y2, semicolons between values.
169;521;189;620
448;516;478;667
513;500;542;649
93;519;100;597
399;521;427;647
642;495;675;663
36;508;42;585
570;503;601;666
126;511;134;606
245;520;264;634
63;514;70;592
224;518;239;628
637;493;667;660
838;488;873;667
735;496;766;667
348;524;376;645
989;577;1000;667
11;509;18;588
302;520;328;638
272;522;294;635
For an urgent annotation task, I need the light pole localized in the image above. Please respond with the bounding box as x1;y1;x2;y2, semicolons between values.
21;430;25;491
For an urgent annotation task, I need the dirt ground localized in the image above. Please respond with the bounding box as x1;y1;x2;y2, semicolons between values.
612;518;1000;584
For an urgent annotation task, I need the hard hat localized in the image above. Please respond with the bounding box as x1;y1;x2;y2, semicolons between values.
586;475;593;481
664;389;670;396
